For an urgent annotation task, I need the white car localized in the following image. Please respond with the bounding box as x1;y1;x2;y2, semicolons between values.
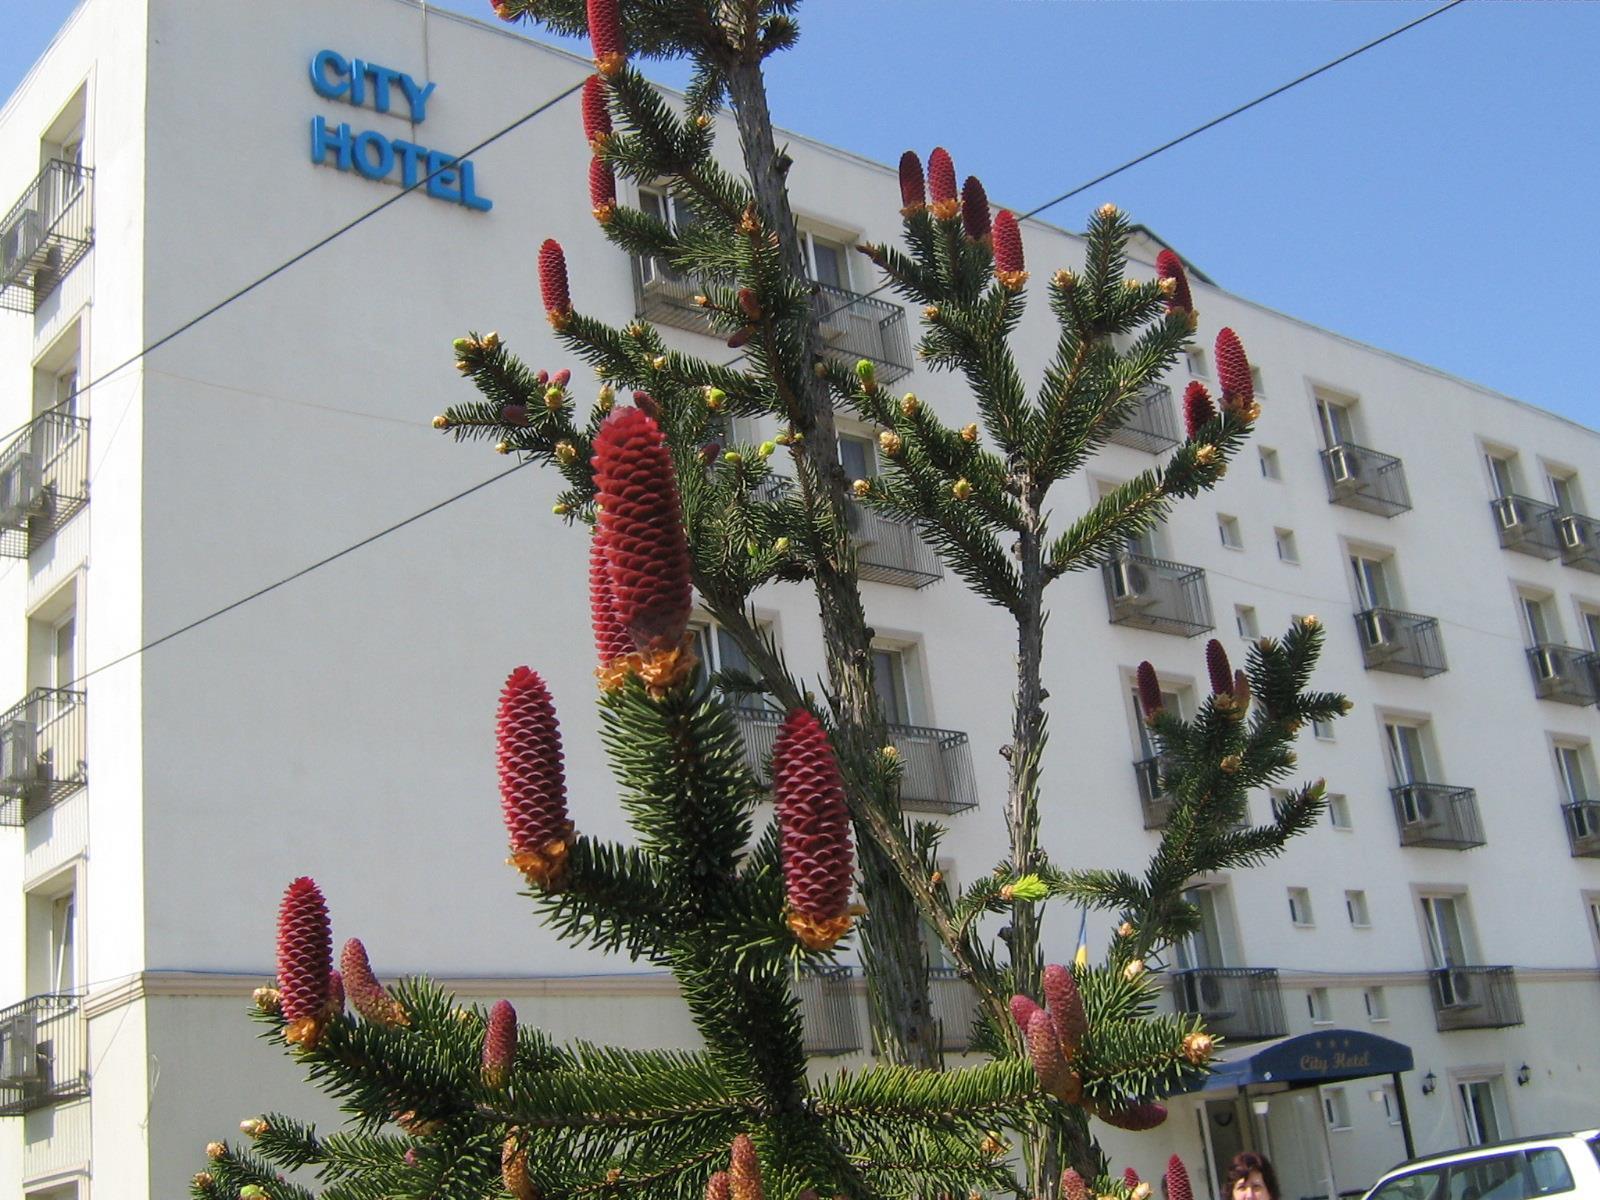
1365;1132;1600;1200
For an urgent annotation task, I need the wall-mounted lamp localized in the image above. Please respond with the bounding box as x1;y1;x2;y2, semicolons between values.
1421;1071;1437;1096
1251;1098;1271;1118
1516;1063;1532;1087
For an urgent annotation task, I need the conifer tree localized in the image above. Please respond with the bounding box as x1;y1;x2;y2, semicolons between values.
189;2;1348;1198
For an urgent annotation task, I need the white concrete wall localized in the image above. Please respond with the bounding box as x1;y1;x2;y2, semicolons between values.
1;0;1597;1195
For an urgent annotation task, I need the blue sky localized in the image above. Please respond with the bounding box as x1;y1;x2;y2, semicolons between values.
7;1;1599;427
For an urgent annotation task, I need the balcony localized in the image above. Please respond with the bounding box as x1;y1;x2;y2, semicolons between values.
1103;553;1214;638
1491;495;1561;558
0;994;87;1115
1133;753;1176;830
1391;782;1484;850
0;688;86;827
1171;967;1286;1043
850;505;944;588
928;965;980;1053
1106;383;1180;454
1526;645;1599;706
1428;966;1523;1032
796;965;861;1056
1563;801;1600;858
0;407;89;557
1552;511;1600;573
1;160;94;313
1320;443;1412;517
732;707;977;815
1355;608;1447;677
631;258;912;383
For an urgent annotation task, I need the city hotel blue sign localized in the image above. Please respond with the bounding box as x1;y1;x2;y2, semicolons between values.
307;50;491;211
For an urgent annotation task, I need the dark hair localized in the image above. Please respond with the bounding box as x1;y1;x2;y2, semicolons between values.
1227;1153;1280;1200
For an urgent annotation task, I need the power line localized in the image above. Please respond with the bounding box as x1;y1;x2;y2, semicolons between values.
65;462;529;690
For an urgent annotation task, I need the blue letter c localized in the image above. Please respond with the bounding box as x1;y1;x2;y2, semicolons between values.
309;50;350;100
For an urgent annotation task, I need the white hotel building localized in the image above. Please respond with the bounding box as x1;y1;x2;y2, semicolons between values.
2;1;1598;1198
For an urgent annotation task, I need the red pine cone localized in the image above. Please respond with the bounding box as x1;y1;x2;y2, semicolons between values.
341;938;407;1027
1215;328;1253;408
706;1173;732;1200
539;239;571;320
1205;639;1233;698
1125;1169;1143;1189
1156;249;1193;313
483;999;517;1088
589;157;616;212
276;877;332;1046
771;709;855;950
737;288;763;320
327;969;344;1017
1136;662;1163;719
1009;992;1042;1032
993;210;1026;288
581;75;612;146
553;368;572;388
1166;1156;1195;1200
498;667;574;889
898;150;925;211
1061;1170;1088;1200
586;0;624;72
1182;382;1216;438
592;407;694;656
729;1134;764;1200
928;147;957;206
1026;1009;1069;1092
1100;1102;1168;1131
1042;963;1087;1056
961;176;991;241
590;531;634;672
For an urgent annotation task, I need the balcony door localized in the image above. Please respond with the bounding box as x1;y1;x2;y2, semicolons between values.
1485;454;1517;500
638;188;698;283
1421;896;1472;976
800;230;849;291
837;432;876;484
1175;887;1227;971
1384;723;1429;787
1456;1078;1506;1146
871;649;912;727
1350;554;1393;610
1130;686;1180;762
1315;398;1354;450
1520;595;1553;647
1556;745;1592;805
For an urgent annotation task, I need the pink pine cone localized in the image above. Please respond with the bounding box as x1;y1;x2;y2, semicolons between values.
1100;1101;1168;1131
497;667;574;888
1026;1009;1068;1091
341;938;407;1027
1042;963;1087;1056
897;150;925;210
961;176;991;240
483;999;517;1088
590;530;634;670
1156;249;1193;312
1009;992;1043;1032
992;210;1025;279
927;147;957;206
1166;1156;1195;1200
539;239;571;318
1183;381;1216;438
771;710;855;948
1136;662;1162;719
1215;328;1253;408
276;877;331;1027
1061;1170;1088;1200
1125;1169;1143;1189
581;75;612;145
1205;639;1233;697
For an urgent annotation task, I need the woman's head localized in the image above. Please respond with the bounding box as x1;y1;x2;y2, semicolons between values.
1227;1153;1279;1200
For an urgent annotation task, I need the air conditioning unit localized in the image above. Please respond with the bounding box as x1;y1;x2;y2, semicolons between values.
1558;515;1587;552
0;451;44;533
1110;557;1157;610
1361;610;1403;661
1438;969;1481;1010
1;210;44;279
0;719;37;801
1327;445;1363;492
0;1009;37;1086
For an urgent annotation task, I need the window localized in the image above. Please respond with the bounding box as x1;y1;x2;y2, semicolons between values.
1456;1078;1506;1146
838;430;877;482
1384;722;1432;786
1587;895;1600;960
1185;347;1209;378
1584;610;1600;653
1269;789;1290;820
1420;893;1476;971
1520;592;1556;647
872;648;911;726
1249;365;1266;398
1316;395;1355;449
1549;471;1584;514
1258;447;1281;480
1527;1149;1575;1195
1346;890;1371;927
1288;887;1315;927
1351;553;1394;610
637;186;699;282
1322;1085;1350;1128
1218;514;1242;550
1326;793;1352;828
1486;452;1518;500
26;876;79;997
1314;717;1337;742
1363;986;1388;1021
51;893;76;992
1235;605;1259;639
800;229;851;291
1555;744;1594;804
693;621;776;708
1274;528;1298;563
1379;1082;1403;1125
1175;885;1234;970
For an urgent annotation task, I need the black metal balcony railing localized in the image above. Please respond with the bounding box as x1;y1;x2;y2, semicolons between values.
1103;553;1214;637
1171;967;1286;1043
928;965;979;1053
1563;801;1600;858
850;506;944;588
1134;753;1177;830
1390;782;1484;850
1320;443;1412;517
1428;966;1523;1032
1526;645;1600;706
1;160;94;314
1491;495;1562;558
0;994;88;1116
1553;511;1600;573
733;707;977;815
1105;384;1180;454
631;257;913;383
0;688;87;827
1355;608;1447;677
0;408;89;558
796;965;861;1056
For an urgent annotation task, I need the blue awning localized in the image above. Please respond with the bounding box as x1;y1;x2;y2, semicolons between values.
1181;1029;1414;1093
